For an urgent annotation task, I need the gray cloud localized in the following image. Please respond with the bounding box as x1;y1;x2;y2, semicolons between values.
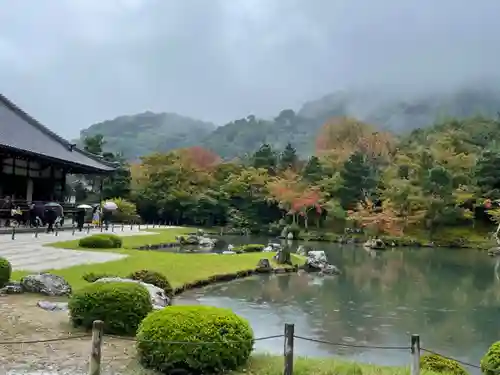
0;0;499;137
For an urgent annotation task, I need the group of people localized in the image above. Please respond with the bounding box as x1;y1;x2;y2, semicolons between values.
73;205;113;232
1;196;114;233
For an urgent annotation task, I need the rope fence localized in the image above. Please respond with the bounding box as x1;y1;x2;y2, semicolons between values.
0;321;497;375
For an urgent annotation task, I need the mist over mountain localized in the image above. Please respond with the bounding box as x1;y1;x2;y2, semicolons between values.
79;83;500;160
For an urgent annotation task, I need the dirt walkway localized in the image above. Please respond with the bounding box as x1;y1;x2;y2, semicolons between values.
0;295;154;375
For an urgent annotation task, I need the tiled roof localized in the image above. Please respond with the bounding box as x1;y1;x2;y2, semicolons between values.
0;94;115;172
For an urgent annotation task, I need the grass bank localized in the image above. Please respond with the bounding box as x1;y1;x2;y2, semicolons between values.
302;225;494;249
11;228;302;290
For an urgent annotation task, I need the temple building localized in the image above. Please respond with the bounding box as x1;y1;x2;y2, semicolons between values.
0;93;115;203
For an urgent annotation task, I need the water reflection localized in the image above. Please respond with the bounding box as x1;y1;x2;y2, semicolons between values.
177;241;500;369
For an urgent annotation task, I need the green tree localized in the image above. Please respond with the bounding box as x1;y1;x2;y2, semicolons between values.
338;152;377;209
475;149;500;199
252;144;277;172
302;156;324;182
278;143;298;171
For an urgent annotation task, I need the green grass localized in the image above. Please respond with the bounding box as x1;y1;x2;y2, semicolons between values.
122;354;441;375
12;228;302;290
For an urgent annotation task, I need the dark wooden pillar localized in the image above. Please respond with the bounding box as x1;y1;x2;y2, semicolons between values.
61;170;67;203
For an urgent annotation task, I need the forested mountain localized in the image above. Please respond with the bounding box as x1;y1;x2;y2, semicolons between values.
79;85;500;160
79;111;216;160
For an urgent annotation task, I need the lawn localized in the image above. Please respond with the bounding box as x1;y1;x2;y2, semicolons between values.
11;227;303;290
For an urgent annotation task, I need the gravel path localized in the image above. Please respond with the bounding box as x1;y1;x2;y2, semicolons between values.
0;226;166;272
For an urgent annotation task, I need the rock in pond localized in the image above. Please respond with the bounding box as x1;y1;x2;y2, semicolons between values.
20;273;72;296
363;238;386;250
0;281;23;295
37;300;69;311
303;250;340;275
297;245;313;256
256;258;272;272
488;247;500;256
94;277;170;309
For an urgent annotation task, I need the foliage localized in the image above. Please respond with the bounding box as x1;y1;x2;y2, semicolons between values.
78;234;123;249
481;341;500;375
78;111;500;240
420;354;468;375
127;269;173;297
104;197;138;223
136;305;254;374
233;244;266;253
82;272;118;283
68;281;152;335
0;257;11;288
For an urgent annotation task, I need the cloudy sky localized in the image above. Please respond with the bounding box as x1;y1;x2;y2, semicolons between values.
1;0;499;138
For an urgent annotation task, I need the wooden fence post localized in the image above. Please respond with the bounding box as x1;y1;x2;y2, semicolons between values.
411;334;420;375
284;323;294;375
88;320;104;375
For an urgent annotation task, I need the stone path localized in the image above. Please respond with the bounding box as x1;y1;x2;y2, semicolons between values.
0;226;174;272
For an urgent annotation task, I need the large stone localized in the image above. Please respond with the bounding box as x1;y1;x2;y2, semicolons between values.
303;250;340;275
363;238;386;250
488;247;500;256
256;258;272;272
297;245;312;256
0;281;23;295
94;277;170;309
37;300;69;311
20;273;72;296
198;237;216;247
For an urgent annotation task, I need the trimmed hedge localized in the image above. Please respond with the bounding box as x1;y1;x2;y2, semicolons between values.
78;234;123;249
127;270;173;297
68;281;152;335
420;353;468;375
137;305;254;373
0;257;11;288
481;341;500;375
233;244;265;253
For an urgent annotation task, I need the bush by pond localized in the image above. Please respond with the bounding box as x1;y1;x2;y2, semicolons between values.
82;272;119;283
233;244;265;253
68;281;152;335
481;341;500;375
0;257;11;288
127;269;173;297
78;234;123;249
420;353;468;375
136;305;254;374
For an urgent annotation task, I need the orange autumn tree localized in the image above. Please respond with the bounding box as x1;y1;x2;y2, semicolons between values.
316;117;395;168
177;146;221;171
267;171;324;228
347;199;403;236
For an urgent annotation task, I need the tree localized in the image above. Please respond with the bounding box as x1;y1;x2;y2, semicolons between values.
278;143;298;171
338;152;377;209
348;199;403;236
475;149;500;200
83;134;105;155
302;156;324;182
252;144;277;172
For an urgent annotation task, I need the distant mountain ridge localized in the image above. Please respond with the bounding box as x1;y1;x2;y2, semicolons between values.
79;85;500;160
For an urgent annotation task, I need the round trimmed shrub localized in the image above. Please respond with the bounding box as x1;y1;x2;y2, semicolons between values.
68;281;152;335
481;341;500;375
420;353;468;375
78;234;123;249
137;305;254;374
0;257;11;288
127;270;173;297
82;272;118;283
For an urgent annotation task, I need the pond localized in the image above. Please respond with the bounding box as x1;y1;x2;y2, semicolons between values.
177;236;500;370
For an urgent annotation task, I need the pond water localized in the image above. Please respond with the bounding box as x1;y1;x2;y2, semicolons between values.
177;236;500;370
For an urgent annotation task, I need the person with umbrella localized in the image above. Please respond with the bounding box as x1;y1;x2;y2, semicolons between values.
75;204;91;231
44;202;61;233
101;201;118;230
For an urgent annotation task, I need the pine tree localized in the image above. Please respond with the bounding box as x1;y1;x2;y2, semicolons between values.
302;156;324;182
278;143;298;171
338;152;377;209
475;149;500;199
252;144;277;172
